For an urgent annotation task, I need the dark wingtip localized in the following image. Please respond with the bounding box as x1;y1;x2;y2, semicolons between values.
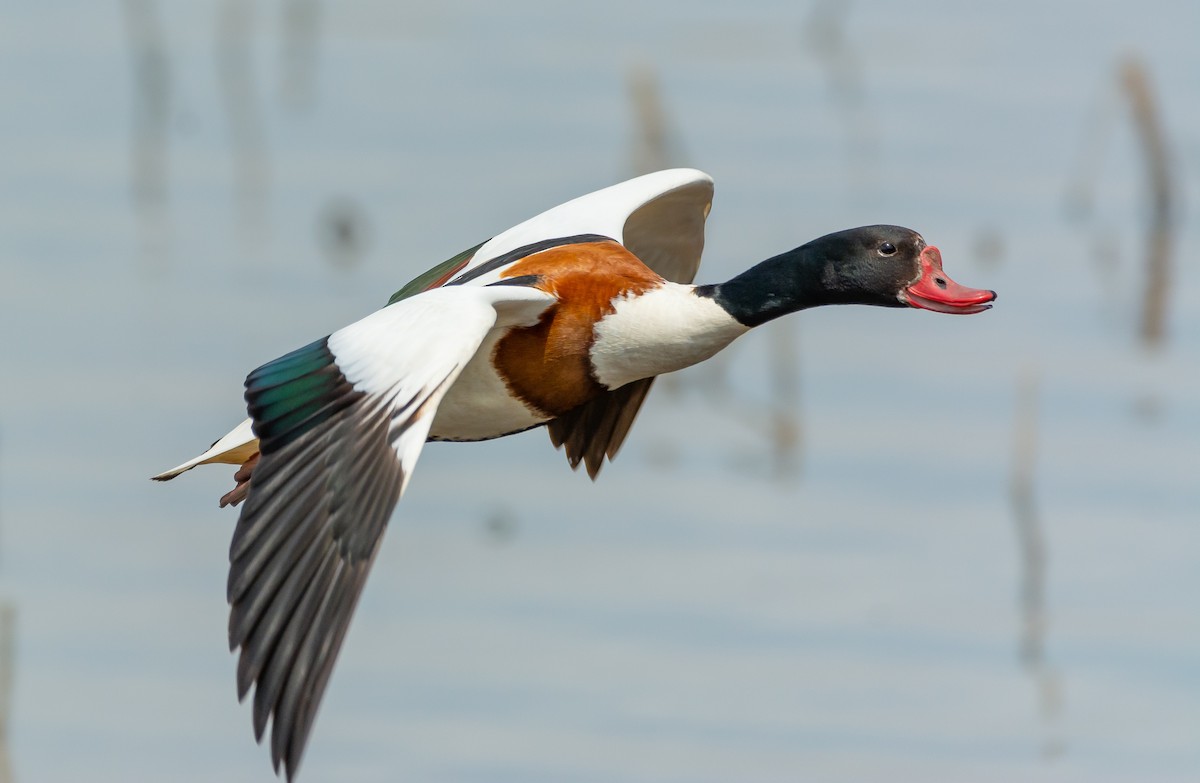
236;653;255;702
584;454;603;481
253;684;272;743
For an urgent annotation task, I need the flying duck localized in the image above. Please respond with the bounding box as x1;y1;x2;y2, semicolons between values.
153;168;995;779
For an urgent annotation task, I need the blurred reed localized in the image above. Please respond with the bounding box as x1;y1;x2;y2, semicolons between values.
217;0;270;250
1010;368;1064;760
1064;56;1175;352
1119;59;1174;351
122;0;171;270
126;2;346;267
280;0;321;113
627;64;687;179
801;0;877;201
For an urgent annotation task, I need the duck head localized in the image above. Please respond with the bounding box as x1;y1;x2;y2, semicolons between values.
704;225;996;327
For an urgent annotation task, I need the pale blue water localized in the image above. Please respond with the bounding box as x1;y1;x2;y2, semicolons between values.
1;1;1197;781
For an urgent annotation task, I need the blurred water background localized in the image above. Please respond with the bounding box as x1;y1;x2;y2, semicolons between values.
1;1;1197;781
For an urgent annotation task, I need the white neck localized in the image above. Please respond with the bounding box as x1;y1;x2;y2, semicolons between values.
589;283;750;390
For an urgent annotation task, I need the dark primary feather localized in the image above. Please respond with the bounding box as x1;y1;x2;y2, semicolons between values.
547;377;655;479
229;343;420;780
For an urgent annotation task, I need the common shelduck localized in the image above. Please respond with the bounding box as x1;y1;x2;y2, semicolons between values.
153;168;995;779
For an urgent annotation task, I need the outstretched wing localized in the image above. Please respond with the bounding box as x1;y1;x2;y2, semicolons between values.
442;167;713;288
384;169;714;478
227;284;553;779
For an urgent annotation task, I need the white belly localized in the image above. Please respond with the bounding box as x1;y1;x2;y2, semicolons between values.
428;329;548;441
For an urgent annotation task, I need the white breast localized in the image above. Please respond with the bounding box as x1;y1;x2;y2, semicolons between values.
589;283;749;390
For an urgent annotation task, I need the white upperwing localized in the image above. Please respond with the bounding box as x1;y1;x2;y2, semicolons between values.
447;168;713;287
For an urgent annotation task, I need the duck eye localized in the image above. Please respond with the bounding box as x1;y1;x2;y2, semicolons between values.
878;242;897;257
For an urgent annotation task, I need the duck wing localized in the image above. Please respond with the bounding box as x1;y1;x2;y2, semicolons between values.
389;168;713;295
226;284;553;779
386;169;713;479
161;172;714;489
